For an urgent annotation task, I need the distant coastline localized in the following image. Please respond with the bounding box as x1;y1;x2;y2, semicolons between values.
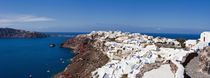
0;28;78;38
0;28;49;38
45;32;200;39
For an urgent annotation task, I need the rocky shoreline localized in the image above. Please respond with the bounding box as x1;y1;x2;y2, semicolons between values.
55;31;210;78
54;35;109;78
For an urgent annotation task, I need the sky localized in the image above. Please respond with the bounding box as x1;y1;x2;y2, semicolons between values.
0;0;210;34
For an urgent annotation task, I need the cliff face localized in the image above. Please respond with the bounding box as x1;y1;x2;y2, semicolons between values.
55;31;189;78
185;46;210;78
55;35;109;78
0;28;49;38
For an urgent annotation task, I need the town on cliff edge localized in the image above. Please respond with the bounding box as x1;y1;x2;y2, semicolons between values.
55;31;210;78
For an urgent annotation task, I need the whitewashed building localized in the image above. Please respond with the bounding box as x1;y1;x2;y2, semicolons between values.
200;32;210;42
185;40;197;48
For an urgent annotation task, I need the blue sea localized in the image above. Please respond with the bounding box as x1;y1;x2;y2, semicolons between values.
141;33;200;39
0;32;200;78
0;37;75;78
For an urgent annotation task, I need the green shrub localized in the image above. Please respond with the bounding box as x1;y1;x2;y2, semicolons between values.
121;74;128;78
176;38;186;48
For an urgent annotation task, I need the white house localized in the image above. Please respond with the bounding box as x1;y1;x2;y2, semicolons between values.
185;40;197;48
200;32;210;42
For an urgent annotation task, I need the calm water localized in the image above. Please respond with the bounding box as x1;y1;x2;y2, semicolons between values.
0;37;75;78
0;32;200;78
142;33;200;39
46;32;200;40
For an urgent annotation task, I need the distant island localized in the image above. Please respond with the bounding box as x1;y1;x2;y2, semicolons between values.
0;28;49;38
0;28;76;38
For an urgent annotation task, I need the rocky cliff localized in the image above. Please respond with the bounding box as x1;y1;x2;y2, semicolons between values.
0;28;49;38
54;35;109;78
54;31;208;78
185;46;210;78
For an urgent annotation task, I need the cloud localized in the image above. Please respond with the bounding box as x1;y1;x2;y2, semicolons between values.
0;15;54;23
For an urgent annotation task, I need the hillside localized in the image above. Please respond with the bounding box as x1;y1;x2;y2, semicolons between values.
0;28;49;38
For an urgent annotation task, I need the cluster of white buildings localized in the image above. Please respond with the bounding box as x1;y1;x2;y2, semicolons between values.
83;31;192;78
78;31;210;78
185;32;210;52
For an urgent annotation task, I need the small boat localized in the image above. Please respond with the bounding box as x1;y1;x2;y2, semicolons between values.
62;61;65;63
49;44;56;47
47;70;50;73
29;74;32;78
60;58;63;61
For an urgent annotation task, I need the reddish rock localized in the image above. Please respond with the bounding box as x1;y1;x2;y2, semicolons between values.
55;36;109;78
